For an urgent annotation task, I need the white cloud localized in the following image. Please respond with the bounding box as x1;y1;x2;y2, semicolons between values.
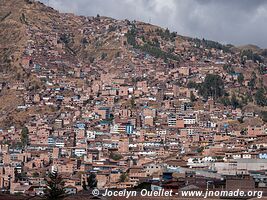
40;0;267;47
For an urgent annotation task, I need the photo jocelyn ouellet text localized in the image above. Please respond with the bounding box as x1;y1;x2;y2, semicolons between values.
92;188;263;199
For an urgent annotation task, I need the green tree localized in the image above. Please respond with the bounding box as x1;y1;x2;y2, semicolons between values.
87;173;97;189
237;73;244;85
82;174;97;190
241;49;263;63
260;111;267;122
82;179;87;190
248;72;257;90
33;172;39;177
258;64;267;75
101;52;107;60
110;152;123;160
14;168;19;182
134;182;152;190
187;81;198;89
119;172;128;182
130;97;135;108
125;28;137;47
220;96;231;106
231;93;240;109
197;146;204;153
89;57;95;63
198;74;224;100
21;126;29;146
115;52;120;58
255;88;267;106
45;172;65;200
223;65;234;74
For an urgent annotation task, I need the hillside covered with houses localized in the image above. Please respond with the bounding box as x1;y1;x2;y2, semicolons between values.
0;0;267;198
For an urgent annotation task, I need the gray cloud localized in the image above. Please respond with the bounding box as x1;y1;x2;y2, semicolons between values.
40;0;267;48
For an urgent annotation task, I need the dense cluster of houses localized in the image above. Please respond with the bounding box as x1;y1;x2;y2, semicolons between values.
1;4;267;197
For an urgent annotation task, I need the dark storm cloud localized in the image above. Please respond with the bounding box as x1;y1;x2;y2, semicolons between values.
40;0;267;47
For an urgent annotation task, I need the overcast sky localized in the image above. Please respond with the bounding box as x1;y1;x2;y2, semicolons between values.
40;0;267;48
